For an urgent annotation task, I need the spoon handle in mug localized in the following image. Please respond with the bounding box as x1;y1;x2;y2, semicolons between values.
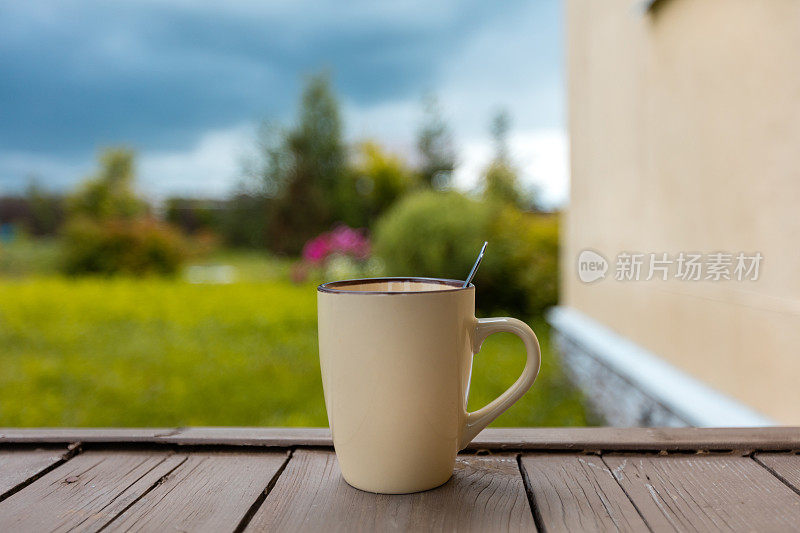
459;317;542;449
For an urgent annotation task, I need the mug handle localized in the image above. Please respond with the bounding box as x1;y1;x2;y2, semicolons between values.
459;317;542;449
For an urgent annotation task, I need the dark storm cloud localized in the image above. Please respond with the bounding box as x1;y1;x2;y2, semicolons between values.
0;0;528;155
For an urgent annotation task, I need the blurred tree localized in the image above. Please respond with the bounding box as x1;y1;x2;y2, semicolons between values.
68;148;145;220
416;95;456;190
222;192;271;248
481;110;535;210
62;148;186;276
24;178;64;236
164;197;224;235
338;141;418;228
491;110;512;161
250;73;346;254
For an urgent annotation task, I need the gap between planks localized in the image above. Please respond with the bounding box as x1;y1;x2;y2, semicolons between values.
0;442;81;504
516;454;546;532
752;451;800;498
598;454;653;532
233;448;295;533
94;454;190;532
518;452;653;533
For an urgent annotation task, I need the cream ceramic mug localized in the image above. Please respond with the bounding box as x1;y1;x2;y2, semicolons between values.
317;277;541;494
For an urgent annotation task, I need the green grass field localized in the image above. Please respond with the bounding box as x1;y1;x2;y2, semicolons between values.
0;244;590;427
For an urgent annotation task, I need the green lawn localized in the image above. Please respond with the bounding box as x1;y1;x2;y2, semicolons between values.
0;244;590;427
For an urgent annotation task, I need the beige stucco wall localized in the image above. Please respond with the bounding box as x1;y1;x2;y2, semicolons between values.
564;0;800;423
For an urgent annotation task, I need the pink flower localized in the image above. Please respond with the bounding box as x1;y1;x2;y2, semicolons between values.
302;235;331;264
302;225;371;265
328;225;370;259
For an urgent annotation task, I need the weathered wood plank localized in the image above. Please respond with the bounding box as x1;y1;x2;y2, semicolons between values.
3;427;798;451
470;427;800;452
160;426;332;447
246;450;534;532
0;450;185;532
520;453;647;532
107;451;288;532
755;452;800;494
0;427;177;443
604;454;800;531
0;448;68;499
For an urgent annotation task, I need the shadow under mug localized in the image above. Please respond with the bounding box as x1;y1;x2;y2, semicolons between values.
317;277;541;494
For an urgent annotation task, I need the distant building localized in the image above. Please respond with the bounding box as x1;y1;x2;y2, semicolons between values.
551;0;799;425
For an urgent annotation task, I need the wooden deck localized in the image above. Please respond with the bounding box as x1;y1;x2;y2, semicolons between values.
1;427;799;532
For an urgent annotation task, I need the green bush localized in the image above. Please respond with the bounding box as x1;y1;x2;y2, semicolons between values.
480;206;559;315
374;191;559;316
373;191;491;281
62;218;186;276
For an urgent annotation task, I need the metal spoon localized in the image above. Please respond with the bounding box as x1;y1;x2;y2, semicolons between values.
463;241;488;288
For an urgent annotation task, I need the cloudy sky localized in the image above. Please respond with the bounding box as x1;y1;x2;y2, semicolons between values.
0;0;567;206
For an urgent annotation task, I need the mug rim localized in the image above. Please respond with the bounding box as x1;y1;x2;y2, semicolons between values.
317;277;473;295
